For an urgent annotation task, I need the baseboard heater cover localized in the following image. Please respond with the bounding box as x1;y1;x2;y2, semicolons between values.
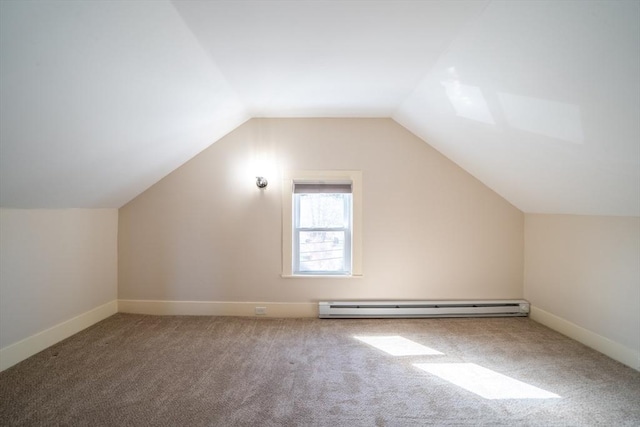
318;300;530;319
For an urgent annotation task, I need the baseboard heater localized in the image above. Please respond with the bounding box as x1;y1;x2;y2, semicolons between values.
318;300;530;319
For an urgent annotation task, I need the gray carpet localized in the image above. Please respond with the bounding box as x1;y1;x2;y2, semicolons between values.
1;314;639;426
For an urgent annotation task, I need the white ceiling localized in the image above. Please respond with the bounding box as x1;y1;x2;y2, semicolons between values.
1;0;638;215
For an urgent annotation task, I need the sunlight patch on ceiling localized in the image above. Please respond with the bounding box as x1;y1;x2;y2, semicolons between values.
414;363;561;399
354;336;443;356
498;92;584;144
441;67;495;125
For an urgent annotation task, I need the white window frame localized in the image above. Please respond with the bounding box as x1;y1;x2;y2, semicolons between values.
293;188;352;275
282;170;363;278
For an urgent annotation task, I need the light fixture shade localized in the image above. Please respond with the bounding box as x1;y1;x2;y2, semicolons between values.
256;176;268;189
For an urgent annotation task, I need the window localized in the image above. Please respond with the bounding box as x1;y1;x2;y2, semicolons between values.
282;170;362;277
294;183;352;275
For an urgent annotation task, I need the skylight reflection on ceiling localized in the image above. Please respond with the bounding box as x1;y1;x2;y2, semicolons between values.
414;363;561;400
354;336;443;356
498;92;584;144
441;67;495;125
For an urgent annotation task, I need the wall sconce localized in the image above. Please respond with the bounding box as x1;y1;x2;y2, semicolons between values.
256;176;268;189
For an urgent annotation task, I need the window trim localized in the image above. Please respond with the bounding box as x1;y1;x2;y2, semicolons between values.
282;170;363;278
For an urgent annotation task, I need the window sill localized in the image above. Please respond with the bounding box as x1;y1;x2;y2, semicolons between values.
281;274;363;279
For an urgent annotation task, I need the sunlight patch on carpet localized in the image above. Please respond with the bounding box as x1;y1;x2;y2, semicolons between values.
354;336;443;356
414;363;561;399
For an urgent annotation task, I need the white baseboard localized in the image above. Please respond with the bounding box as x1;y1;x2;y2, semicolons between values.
0;300;118;372
530;305;640;371
118;299;317;318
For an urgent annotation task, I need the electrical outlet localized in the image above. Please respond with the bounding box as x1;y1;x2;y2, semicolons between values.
255;307;267;315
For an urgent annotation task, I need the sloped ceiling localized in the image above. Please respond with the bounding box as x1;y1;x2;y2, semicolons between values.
0;1;248;208
1;1;638;215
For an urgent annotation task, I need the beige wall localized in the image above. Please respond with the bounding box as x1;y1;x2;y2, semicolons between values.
119;118;523;303
0;209;118;348
524;214;640;356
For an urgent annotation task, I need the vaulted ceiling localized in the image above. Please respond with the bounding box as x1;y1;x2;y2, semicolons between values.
1;1;638;215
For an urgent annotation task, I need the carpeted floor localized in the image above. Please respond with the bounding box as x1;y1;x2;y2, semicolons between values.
1;314;639;426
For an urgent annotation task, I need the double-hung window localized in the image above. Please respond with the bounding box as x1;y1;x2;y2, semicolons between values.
293;183;352;275
282;170;362;277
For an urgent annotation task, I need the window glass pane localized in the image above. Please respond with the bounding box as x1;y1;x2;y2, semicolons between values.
298;193;350;228
298;231;345;272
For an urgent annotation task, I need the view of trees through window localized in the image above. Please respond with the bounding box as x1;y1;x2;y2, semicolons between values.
295;193;351;273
